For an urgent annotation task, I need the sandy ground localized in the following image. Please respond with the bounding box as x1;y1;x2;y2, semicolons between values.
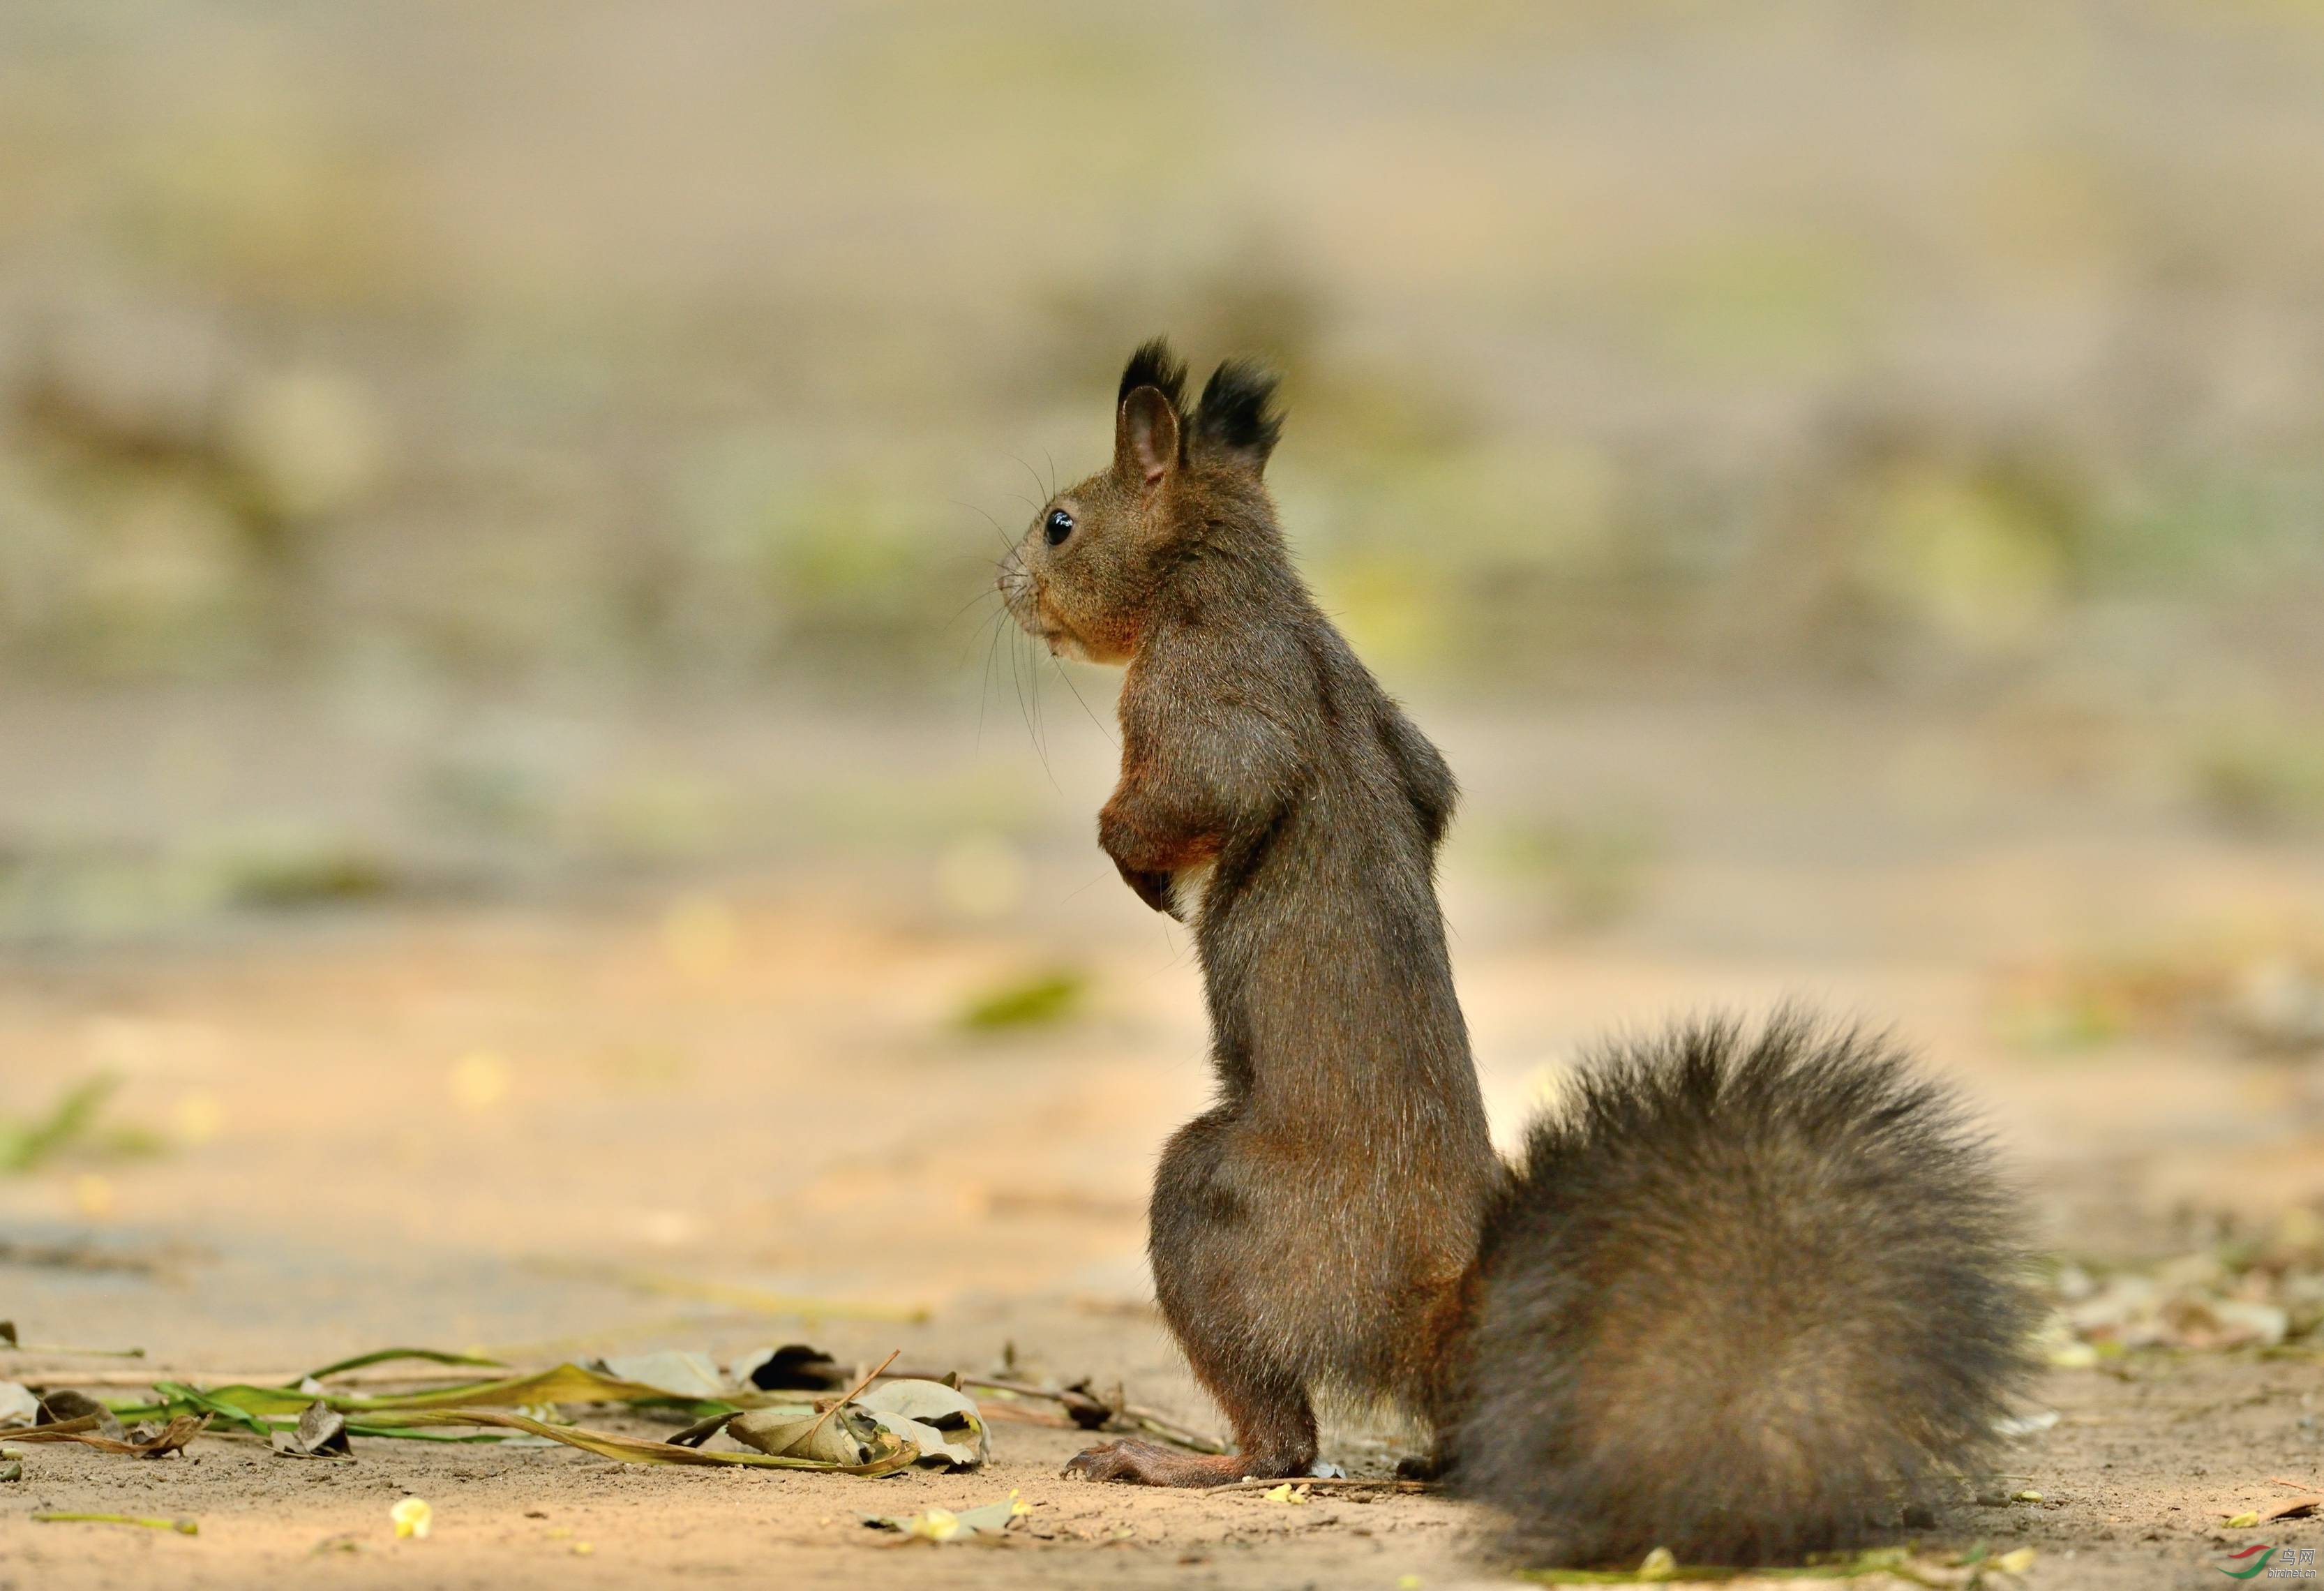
3;698;2324;1588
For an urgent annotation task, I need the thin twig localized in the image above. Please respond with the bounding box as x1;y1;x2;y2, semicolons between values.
884;1368;1111;1424
797;1350;899;1447
2271;1474;2324;1493
1202;1476;1437;1495
1120;1404;1227;1454
10;1414;205;1457
517;1260;929;1323
0;1343;144;1358
878;1368;1220;1449
972;1401;1072;1429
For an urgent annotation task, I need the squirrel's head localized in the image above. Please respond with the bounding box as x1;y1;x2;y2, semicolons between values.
998;337;1282;666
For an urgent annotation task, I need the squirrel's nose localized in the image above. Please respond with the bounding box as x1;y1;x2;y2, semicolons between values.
996;548;1037;627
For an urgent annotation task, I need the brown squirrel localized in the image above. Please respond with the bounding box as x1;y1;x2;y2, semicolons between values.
996;339;2037;1567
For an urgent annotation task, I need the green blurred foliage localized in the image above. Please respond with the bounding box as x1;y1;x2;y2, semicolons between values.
957;968;1090;1033
0;0;2316;712
0;830;398;944
1485;814;1660;934
2194;729;2324;838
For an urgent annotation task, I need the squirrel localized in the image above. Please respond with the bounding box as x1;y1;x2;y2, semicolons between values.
995;338;2038;1567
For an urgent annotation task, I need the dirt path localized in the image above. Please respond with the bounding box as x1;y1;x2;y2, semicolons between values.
5;700;2324;1588
2;1345;2321;1590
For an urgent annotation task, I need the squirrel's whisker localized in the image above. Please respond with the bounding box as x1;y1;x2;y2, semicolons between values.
1049;655;1115;745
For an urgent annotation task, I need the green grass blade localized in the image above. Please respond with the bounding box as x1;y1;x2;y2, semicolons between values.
33;1511;197;1534
291;1347;507;1385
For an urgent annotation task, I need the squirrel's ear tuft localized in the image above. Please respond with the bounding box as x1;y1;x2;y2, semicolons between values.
1118;338;1188;414
1190;360;1284;472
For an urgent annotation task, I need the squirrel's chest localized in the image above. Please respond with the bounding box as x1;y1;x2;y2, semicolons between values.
1167;859;1217;925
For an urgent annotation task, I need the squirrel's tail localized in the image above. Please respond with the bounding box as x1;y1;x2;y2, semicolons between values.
1449;1012;2038;1568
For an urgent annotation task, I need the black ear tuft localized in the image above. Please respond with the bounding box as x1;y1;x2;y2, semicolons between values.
1191;360;1284;470
1118;338;1188;414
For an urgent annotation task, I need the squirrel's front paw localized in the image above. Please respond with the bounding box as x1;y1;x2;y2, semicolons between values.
1112;863;1174;916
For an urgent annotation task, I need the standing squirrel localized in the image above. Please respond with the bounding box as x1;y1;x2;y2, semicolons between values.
996;339;2037;1567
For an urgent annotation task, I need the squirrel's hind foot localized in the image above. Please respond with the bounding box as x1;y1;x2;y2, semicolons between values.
1063;1440;1267;1487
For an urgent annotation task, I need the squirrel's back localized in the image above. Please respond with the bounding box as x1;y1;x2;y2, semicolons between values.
1450;1013;2037;1567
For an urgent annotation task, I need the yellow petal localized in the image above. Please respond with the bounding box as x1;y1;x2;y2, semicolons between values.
390;1497;433;1540
1994;1548;2037;1574
2225;1511;2262;1529
172;1091;223;1145
448;1051;510;1112
662;895;740;980
908;1508;961;1542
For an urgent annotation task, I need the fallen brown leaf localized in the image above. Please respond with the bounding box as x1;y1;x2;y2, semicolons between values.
8;1413;206;1457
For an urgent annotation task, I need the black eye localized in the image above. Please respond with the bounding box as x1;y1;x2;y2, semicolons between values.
1044;509;1074;546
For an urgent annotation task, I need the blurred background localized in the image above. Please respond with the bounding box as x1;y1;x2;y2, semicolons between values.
3;1;2323;1366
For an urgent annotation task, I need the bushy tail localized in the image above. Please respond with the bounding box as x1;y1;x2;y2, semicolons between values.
1450;1012;2038;1569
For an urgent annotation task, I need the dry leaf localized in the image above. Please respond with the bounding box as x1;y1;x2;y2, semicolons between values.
37;1390;123;1441
365;1407;918;1472
865;1491;1031;1540
0;1383;36;1428
728;1344;847;1391
727;1403;893;1466
272;1402;352;1460
592;1350;724;1400
140;1360;715;1427
855;1379;989;1470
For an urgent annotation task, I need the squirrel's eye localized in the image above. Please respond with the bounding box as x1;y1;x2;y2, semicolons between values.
1044;509;1074;546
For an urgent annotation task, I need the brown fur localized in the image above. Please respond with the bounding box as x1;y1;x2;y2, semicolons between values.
999;337;1501;1481
998;342;2035;1558
1453;1015;2038;1564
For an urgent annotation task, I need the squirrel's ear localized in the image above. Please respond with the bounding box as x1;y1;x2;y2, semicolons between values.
1116;386;1181;488
1113;338;1187;489
1190;360;1284;475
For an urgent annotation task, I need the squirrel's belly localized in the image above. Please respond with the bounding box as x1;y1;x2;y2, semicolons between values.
1167;860;1216;924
